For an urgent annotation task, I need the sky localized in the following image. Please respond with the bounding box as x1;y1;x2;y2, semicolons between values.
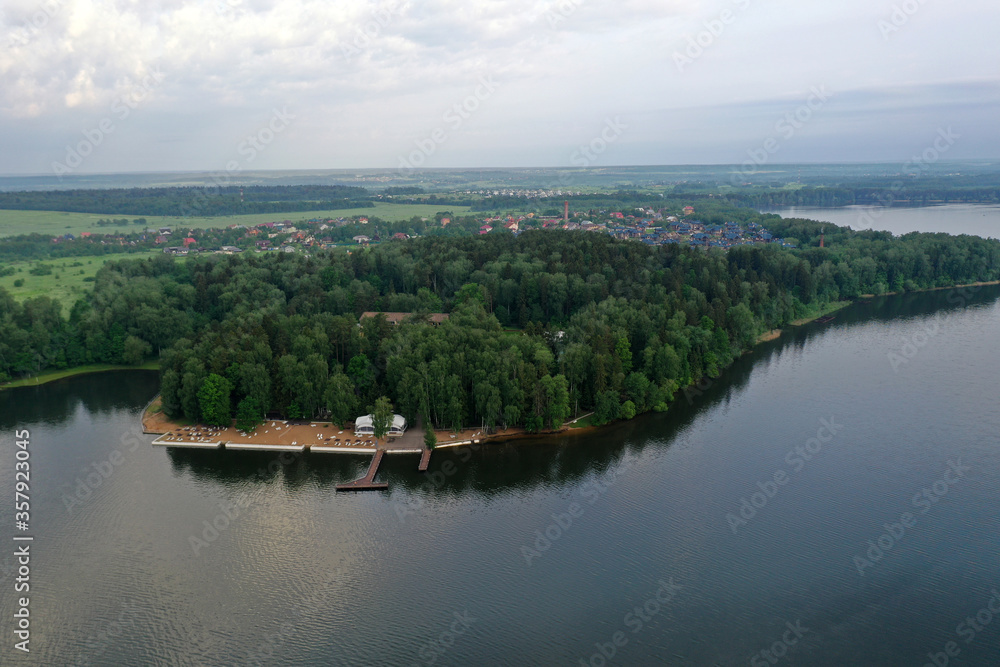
0;0;998;176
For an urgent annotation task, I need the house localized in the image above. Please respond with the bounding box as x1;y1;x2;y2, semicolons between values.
182;237;196;247
354;414;407;437
682;206;695;216
392;232;409;240
219;245;242;254
353;235;371;244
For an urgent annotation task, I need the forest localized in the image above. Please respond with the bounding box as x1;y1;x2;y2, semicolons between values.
0;185;374;217
2;216;999;434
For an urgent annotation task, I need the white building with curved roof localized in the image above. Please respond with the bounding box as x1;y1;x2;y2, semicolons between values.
354;414;407;437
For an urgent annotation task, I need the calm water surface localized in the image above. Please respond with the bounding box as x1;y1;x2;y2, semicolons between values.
768;203;1000;239
2;286;1000;666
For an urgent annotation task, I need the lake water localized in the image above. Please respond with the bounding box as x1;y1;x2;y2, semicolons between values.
767;203;1000;239
2;286;1000;666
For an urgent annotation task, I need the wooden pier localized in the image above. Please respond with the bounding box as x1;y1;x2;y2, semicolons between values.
336;449;389;491
418;448;432;471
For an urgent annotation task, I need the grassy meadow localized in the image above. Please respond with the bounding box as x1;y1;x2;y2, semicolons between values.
0;202;471;238
0;251;160;311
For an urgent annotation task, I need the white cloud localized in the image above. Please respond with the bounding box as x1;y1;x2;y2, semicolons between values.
0;0;997;173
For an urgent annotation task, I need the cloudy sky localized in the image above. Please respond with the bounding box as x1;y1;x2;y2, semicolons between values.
0;0;997;175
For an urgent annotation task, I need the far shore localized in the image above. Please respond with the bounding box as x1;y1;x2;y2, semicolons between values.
858;279;1000;299
0;361;159;391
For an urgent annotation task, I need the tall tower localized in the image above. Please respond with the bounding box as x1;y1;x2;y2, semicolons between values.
564;201;569;222
820;226;825;248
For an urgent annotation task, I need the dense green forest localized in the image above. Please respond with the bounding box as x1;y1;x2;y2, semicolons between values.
2;220;999;433
0;185;374;217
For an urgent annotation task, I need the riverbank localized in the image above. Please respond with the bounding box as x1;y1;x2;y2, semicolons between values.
859;279;1000;299
0;361;159;390
789;300;852;327
143;398;550;451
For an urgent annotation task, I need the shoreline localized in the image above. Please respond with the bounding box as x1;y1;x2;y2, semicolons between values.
142;399;562;451
11;279;1000;447
858;279;1000;299
0;361;159;391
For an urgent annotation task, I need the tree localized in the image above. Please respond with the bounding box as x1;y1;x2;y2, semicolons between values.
179;358;206;422
593;389;621;426
371;395;394;440
728;303;757;350
235;396;263;432
197;373;233;426
123;335;151;365
160;368;181;417
324;372;357;427
347;353;375;391
239;362;271;415
539;374;570;430
424;419;437;448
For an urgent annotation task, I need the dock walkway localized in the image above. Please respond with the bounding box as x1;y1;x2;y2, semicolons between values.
336;449;389;491
418;448;432;471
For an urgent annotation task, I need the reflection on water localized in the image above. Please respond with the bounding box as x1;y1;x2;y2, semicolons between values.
1;285;998;665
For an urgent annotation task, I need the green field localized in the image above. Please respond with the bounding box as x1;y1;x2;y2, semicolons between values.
0;251;160;310
0;203;471;238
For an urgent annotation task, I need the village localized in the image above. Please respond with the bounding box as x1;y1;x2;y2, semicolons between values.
45;203;794;258
475;203;796;250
